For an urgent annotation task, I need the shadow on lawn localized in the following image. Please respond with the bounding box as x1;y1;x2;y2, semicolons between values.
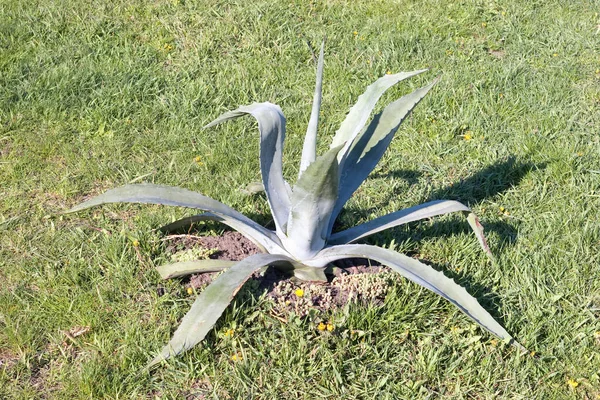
341;156;543;248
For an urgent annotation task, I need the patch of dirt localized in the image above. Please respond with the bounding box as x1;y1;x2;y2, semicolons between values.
198;231;261;261
488;49;506;59
166;232;397;314
0;348;18;370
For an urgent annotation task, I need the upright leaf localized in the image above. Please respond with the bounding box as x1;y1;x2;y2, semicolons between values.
328;78;439;233
284;145;343;259
204;103;291;236
149;254;293;367
329;69;428;156
299;41;325;177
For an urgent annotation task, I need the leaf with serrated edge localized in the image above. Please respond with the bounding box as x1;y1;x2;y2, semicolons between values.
149;253;293;367
329;200;469;245
204;103;291;236
330;69;428;158
299;41;325;177
156;260;237;279
328;79;438;233
309;244;526;351
284;145;343;259
66;184;286;255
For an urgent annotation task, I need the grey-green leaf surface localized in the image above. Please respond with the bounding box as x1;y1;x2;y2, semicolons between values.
329;69;427;153
149;253;293;367
328;200;470;245
284;145;343;259
159;212;270;253
66;184;285;254
204;103;291;236
156;260;237;279
328;78;439;232
312;244;525;350
299;40;325;177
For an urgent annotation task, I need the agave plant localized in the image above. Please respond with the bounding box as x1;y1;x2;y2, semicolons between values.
67;44;523;366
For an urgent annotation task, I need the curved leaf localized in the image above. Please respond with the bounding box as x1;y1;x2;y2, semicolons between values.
156;259;237;279
284;145;343;259
159;212;272;253
204;103;291;236
329;78;439;232
329;200;470;245
299;40;325;176
330;69;428;155
66;184;286;255
310;244;525;350
149;253;293;367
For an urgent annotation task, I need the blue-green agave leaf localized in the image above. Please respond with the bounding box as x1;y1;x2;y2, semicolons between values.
204;103;291;236
66;184;285;254
149;253;293;367
330;69;428;154
328;78;439;233
160;212;271;253
299;41;325;177
284;145;343;259
329;200;467;244
156;259;237;279
312;244;525;351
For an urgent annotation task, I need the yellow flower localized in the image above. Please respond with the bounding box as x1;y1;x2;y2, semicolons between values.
194;155;203;165
552;53;558;57
481;22;487;28
224;328;235;337
386;70;392;75
462;131;473;141
132;239;140;247
490;339;498;347
186;287;193;295
326;323;334;332
353;30;358;36
567;378;579;388
499;206;506;212
231;353;243;361
294;288;304;297
317;322;326;331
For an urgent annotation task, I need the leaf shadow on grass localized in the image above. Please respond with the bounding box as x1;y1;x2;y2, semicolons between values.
369;168;422;185
341;156;544;248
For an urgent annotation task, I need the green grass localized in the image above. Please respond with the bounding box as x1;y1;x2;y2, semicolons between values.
1;0;599;397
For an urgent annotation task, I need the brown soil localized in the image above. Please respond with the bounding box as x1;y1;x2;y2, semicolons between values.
164;232;396;314
198;231;261;261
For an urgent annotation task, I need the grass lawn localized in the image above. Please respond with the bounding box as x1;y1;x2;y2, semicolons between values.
1;0;599;398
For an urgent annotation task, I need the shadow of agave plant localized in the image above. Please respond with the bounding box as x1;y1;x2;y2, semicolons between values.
65;43;525;368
